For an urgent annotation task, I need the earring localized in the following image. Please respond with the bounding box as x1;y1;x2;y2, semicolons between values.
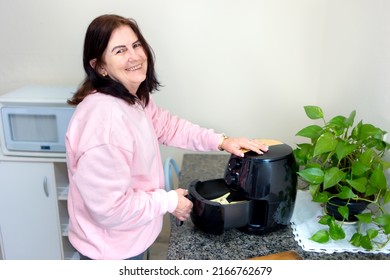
102;72;107;77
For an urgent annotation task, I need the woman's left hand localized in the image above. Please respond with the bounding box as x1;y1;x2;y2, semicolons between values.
221;137;269;157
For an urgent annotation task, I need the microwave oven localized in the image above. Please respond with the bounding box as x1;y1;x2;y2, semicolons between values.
0;85;76;157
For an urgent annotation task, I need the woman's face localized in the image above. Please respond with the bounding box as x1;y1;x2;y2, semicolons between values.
99;25;148;94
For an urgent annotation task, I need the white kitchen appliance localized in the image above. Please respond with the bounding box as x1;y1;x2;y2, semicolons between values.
0;85;76;157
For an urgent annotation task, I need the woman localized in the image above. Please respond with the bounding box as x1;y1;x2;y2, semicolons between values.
66;14;268;260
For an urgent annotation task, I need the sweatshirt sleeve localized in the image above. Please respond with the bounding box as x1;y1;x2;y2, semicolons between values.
146;97;222;151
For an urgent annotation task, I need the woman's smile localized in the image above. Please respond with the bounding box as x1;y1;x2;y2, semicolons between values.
127;64;142;71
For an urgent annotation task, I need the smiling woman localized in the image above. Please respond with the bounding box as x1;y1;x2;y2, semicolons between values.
64;14;269;260
95;25;147;94
67;14;159;107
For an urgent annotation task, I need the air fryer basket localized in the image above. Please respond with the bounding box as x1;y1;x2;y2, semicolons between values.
188;179;251;235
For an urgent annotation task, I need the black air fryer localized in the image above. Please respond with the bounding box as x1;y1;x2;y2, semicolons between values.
188;141;298;235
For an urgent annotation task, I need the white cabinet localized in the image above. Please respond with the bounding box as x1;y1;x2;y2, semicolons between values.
0;159;76;259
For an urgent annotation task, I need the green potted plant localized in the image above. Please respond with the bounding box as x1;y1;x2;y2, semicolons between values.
293;105;390;250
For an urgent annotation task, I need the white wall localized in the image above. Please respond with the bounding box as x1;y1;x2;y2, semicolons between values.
0;0;389;168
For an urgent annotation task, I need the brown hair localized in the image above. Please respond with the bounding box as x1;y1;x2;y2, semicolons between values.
68;14;160;106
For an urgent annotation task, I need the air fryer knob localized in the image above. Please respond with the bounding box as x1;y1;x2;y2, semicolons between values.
227;158;242;170
225;172;238;186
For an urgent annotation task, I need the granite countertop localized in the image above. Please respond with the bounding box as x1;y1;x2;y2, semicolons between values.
166;153;390;260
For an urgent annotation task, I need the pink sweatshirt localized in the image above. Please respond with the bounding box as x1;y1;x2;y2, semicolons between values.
65;92;221;259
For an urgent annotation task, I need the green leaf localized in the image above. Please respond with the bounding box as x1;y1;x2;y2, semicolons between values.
297;167;324;185
338;186;357;199
359;149;374;166
328;219;346;240
383;224;390;235
374;214;390;227
304;105;324;120
313;132;338;157
350;232;362;247
293;144;313;165
381;159;390;170
359;124;384;140
328;115;347;128
323;167;345;190
312;192;329;203
328;116;350;136
335;142;357;161
366;228;378;240
318;215;332;225
345;110;356;127
308;184;320;197
351;121;362;139
294;143;313;156
310;229;329;243
351;161;370;176
374;214;390;234
356;212;372;224
369;165;387;190
346;177;367;193
296;125;323;139
360;235;373;250
384;190;390;204
367;185;380;197
338;205;349;220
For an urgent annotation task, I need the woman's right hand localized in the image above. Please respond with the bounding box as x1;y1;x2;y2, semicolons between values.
172;188;193;221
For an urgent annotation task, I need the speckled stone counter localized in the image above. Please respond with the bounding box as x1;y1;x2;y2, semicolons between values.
166;153;390;260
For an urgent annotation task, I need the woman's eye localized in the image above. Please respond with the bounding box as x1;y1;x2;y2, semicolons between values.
115;48;127;54
133;42;142;48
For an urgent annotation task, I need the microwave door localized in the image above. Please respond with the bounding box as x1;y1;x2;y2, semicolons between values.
0;107;71;153
9;114;58;143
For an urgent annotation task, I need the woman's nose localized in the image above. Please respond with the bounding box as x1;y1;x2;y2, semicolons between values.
127;49;140;61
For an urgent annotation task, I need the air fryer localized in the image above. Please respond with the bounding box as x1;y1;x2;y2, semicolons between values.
188;142;298;235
